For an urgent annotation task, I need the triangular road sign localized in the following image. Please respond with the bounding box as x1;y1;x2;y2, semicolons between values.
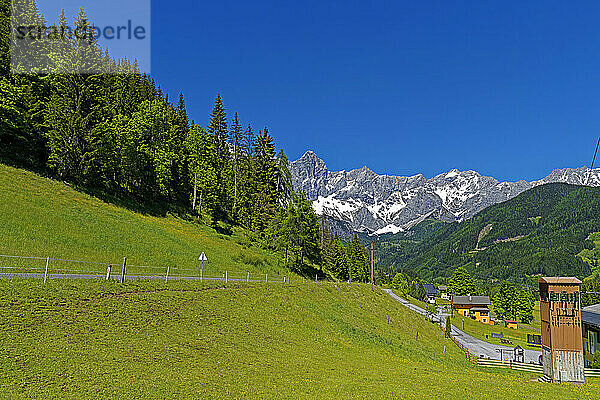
199;252;208;261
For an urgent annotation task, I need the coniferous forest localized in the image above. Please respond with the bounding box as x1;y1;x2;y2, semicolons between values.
0;0;372;280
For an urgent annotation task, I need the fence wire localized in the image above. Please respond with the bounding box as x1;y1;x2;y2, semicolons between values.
0;254;327;284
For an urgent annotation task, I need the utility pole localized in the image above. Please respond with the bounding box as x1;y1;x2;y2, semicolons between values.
371;242;374;290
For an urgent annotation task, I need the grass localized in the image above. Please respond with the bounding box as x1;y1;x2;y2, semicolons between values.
1;279;600;399
0;164;285;277
435;297;451;306
451;310;541;350
406;295;429;310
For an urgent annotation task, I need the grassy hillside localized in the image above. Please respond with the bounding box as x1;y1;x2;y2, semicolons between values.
1;279;599;399
394;183;600;281
0;164;285;276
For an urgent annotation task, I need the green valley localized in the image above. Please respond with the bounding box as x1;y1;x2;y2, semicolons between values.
374;183;600;282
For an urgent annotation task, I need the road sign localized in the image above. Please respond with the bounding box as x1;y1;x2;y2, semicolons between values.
199;252;207;282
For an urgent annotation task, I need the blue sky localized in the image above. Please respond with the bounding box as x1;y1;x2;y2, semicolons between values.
36;1;600;181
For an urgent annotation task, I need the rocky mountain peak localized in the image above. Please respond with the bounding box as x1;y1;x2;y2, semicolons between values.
289;152;600;238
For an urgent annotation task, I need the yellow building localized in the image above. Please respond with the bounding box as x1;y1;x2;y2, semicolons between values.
451;295;493;325
470;307;491;324
505;320;518;329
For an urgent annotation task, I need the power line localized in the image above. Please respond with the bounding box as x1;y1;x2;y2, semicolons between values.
585;137;600;186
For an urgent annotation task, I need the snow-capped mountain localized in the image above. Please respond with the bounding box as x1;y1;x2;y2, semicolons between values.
290;151;600;235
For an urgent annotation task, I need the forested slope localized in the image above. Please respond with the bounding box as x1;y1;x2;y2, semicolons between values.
393;183;599;281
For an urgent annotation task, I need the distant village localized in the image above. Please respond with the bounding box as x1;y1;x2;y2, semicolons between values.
412;280;600;369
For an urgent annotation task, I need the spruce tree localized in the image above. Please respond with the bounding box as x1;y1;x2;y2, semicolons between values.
251;128;277;232
206;94;230;223
230;112;243;218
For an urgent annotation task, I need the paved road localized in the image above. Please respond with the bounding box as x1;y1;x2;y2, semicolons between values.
383;289;542;364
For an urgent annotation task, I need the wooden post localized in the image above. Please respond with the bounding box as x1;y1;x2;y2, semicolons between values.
225;271;228;283
315;273;318;282
247;272;249;282
165;265;170;282
106;265;111;280
192;172;197;211
43;257;49;283
370;242;374;290
120;257;126;283
266;274;268;283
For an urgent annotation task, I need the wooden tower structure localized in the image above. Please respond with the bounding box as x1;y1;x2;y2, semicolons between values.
538;277;584;383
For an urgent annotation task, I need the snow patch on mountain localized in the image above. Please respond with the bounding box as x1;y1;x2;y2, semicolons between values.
375;224;404;235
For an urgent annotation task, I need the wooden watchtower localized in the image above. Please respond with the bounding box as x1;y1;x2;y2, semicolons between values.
538;277;584;383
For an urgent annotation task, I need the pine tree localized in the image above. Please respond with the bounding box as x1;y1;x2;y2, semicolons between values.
206;94;230;223
331;235;349;280
251;128;277;232
230;112;243;218
275;150;293;206
347;234;369;282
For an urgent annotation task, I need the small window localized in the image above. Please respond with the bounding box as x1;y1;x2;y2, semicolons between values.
482;319;486;323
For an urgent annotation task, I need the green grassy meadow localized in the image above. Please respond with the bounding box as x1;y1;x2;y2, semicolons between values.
1;279;600;399
451;302;542;350
0;164;285;278
451;313;539;350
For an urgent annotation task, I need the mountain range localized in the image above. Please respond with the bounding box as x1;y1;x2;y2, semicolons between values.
289;151;600;237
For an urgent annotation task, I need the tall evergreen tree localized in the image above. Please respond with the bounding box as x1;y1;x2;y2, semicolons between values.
230;112;243;218
251;128;277;232
206;94;229;223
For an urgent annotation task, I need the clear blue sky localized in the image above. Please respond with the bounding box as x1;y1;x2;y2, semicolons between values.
37;1;600;181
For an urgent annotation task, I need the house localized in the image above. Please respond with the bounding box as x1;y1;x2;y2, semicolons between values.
438;285;449;300
504;320;518;329
582;303;600;368
423;284;437;304
451;295;492;324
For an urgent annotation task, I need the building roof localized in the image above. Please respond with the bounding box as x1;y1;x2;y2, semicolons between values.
423;284;437;296
470;307;490;312
537;277;582;284
582;310;600;330
583;304;600;313
451;295;491;306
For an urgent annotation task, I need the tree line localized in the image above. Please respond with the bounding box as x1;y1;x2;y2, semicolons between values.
0;1;375;279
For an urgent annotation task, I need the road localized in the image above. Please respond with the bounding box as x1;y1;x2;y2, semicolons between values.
383;289;542;364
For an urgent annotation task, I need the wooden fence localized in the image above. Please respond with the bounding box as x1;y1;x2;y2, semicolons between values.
476;358;543;374
448;330;600;378
585;368;600;378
